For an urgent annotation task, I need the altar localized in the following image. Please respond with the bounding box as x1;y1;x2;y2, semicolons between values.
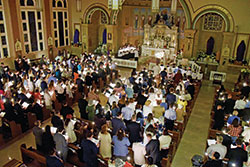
141;23;178;60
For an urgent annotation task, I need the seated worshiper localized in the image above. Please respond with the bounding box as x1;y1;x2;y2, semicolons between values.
206;135;227;160
203;152;223;167
46;149;64;167
145;133;161;167
152;100;165;119
81;131;98;167
177;95;188;112
227;138;248;167
227;110;240;125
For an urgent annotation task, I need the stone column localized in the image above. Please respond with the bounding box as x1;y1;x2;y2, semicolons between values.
9;0;21;58
81;24;88;52
43;0;53;59
183;29;196;59
106;24;118;53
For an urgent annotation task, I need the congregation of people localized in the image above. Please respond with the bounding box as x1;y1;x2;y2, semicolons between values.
0;51;201;167
204;83;250;167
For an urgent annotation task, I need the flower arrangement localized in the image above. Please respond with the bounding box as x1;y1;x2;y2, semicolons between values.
241;68;250;74
196;50;216;62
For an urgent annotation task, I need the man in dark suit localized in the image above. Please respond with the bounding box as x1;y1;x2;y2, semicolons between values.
78;96;88;119
227;138;247;167
127;114;142;145
224;94;236;114
46;149;64;167
111;111;126;135
51;111;64;129
166;87;176;105
81;131;98;167
60;102;74;120
146;133;161;167
137;90;148;106
76;75;84;93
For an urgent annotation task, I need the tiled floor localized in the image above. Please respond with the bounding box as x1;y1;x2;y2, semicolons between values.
171;80;215;167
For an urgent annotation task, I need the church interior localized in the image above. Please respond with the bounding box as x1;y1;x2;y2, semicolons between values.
0;0;250;166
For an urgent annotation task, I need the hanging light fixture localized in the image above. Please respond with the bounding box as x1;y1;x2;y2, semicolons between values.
152;0;160;13
76;0;82;12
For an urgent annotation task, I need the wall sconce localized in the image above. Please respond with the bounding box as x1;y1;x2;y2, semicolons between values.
76;0;82;12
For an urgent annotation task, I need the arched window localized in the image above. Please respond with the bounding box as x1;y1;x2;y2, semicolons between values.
20;0;45;54
0;1;9;58
52;0;69;48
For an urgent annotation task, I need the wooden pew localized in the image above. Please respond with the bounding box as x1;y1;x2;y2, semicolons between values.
42;107;51;121
54;99;62;112
162;157;171;167
9;121;22;138
66;95;73;107
20;144;46;167
99;78;104;89
168;130;180;146
28;112;37;129
21;144;74;167
0;133;4;145
207;128;221;139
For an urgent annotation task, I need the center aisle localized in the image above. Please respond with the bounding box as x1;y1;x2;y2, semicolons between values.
171;81;214;167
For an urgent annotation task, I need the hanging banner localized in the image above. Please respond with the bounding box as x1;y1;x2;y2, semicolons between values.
152;0;159;13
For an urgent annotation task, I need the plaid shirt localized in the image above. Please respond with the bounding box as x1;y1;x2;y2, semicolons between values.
228;125;242;137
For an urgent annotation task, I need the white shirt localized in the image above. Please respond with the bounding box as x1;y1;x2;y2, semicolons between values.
159;135;172;150
234;99;246;110
242;127;250;142
132;143;146;165
206;143;227;159
108;95;119;105
56;84;64;94
143;105;152;117
44;92;52;107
